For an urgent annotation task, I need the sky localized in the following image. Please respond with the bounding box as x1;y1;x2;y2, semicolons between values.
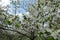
0;0;35;19
0;0;35;14
8;0;35;14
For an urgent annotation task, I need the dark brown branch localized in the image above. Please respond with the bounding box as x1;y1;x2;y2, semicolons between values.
22;28;31;33
0;27;30;39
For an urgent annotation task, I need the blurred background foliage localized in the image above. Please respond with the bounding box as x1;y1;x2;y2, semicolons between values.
0;0;60;40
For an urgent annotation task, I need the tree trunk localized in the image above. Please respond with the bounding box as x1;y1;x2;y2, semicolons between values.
30;30;35;40
31;39;34;40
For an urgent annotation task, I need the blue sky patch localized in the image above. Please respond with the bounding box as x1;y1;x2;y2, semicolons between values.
8;0;35;14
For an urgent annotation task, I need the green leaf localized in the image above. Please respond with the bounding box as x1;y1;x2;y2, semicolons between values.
15;23;19;28
5;19;12;25
44;30;51;35
47;36;54;40
14;16;18;19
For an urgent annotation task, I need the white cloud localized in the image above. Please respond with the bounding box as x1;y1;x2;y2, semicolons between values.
16;13;23;21
16;12;30;21
0;0;10;7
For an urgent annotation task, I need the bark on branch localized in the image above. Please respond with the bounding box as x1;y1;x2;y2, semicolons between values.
0;27;30;39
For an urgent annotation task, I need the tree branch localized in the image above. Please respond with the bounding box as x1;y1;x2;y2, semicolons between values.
0;27;30;39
